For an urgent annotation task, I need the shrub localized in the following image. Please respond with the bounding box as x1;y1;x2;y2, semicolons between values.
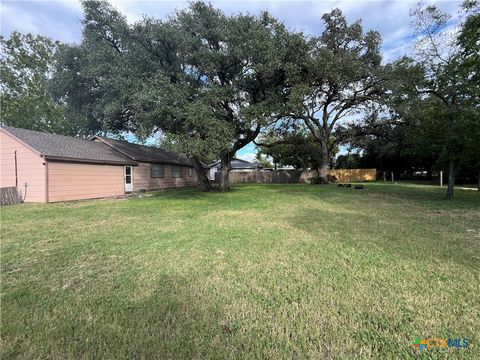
309;176;329;184
309;174;337;184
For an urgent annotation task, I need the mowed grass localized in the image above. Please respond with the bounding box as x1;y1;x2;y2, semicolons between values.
1;183;479;359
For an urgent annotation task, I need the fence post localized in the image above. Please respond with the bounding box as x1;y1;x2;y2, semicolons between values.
440;171;443;187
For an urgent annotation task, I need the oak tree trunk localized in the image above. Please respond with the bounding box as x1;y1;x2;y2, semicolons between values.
317;141;329;184
446;157;455;199
219;153;232;192
191;155;212;192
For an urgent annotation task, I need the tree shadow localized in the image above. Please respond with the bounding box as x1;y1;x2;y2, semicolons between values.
304;183;480;211
100;273;226;359
3;269;236;359
284;205;479;270
146;187;209;200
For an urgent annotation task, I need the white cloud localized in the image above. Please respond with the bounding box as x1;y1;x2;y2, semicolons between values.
0;0;464;162
1;0;83;43
1;0;464;60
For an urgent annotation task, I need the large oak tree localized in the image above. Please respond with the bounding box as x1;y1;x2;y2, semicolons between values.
281;9;386;183
1;32;88;135
407;1;479;198
52;1;302;192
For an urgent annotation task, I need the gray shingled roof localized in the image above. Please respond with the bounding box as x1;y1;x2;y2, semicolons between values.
209;157;259;169
94;136;193;166
1;126;136;165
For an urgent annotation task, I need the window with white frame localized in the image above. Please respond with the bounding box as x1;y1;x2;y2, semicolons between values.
150;164;165;178
172;165;182;178
188;168;193;177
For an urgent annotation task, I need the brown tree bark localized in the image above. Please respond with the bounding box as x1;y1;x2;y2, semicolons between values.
446;157;455;199
191;155;212;192
218;152;232;192
317;140;330;184
217;125;261;192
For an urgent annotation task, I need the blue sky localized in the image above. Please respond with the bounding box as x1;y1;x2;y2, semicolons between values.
1;0;462;161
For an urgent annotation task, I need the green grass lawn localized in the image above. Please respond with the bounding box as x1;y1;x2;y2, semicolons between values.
1;183;479;359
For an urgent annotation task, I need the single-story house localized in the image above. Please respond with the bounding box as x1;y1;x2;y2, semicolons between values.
0;126;197;203
208;157;260;181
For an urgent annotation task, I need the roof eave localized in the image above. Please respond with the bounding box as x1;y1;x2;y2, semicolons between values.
44;155;138;166
135;157;192;166
91;136;137;161
92;135;193;166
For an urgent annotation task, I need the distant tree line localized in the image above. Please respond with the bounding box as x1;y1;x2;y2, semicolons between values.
1;0;478;197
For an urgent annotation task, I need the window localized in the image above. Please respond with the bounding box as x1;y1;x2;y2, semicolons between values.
172;165;182;178
150;164;164;178
188;168;193;177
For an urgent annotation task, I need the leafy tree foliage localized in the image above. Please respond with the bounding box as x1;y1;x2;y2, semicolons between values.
279;9;386;183
1;32;86;135
457;1;480;190
52;1;302;192
341;1;479;195
407;1;479;197
254;153;273;169
256;130;332;170
42;0;480;195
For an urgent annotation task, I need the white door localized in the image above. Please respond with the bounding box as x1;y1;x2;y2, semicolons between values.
124;166;133;192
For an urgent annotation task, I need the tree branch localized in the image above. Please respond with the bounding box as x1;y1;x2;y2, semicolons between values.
416;87;449;106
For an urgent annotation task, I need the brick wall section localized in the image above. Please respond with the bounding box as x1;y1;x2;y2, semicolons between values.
133;162;197;191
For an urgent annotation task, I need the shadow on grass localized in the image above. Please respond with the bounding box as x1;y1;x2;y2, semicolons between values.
138;183;479;216
102;273;226;359
370;184;480;210
300;183;480;211
146;185;248;200
2;267;233;359
145;187;208;200
285;205;479;270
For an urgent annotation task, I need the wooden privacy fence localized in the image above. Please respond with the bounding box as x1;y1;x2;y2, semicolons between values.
1;187;20;205
328;168;377;182
226;169;377;184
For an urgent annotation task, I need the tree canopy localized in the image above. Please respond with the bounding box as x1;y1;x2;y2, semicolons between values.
336;1;479;196
4;0;476;195
0;32;87;135
274;8;386;183
51;0;304;191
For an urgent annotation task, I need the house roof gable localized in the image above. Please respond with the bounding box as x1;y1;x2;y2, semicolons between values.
92;136;193;166
208;157;259;169
1;126;136;165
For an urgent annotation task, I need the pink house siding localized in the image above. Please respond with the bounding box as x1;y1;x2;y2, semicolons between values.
0;131;46;202
1;127;199;203
47;162;125;202
133;162;197;191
